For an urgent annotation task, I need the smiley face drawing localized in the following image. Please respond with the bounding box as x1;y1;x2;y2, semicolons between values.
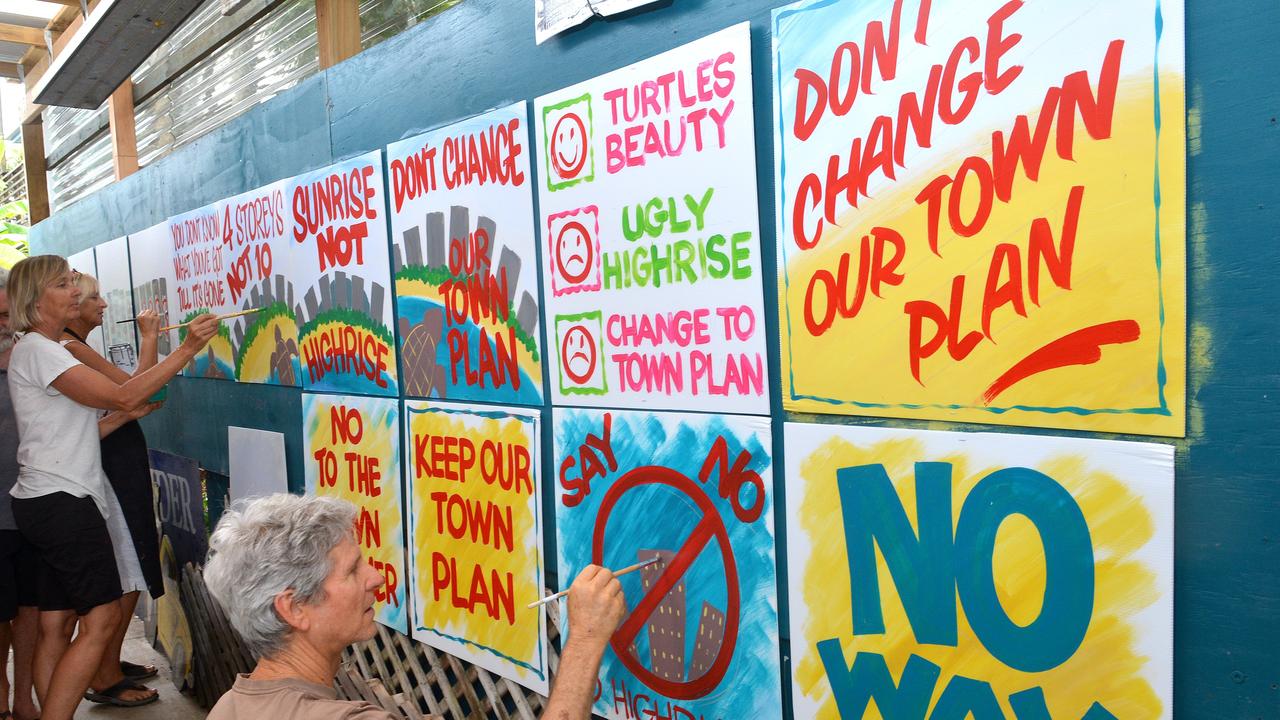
543;95;594;190
550;112;588;179
556;312;606;394
555;221;593;284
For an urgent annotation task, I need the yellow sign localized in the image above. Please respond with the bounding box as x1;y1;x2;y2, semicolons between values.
773;0;1186;435
785;423;1174;718
302;393;406;632
405;400;547;694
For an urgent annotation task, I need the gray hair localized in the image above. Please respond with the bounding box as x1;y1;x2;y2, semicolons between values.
204;493;357;659
0;266;8;290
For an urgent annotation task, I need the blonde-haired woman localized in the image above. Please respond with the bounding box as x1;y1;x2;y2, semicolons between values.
56;271;166;706
5;255;219;720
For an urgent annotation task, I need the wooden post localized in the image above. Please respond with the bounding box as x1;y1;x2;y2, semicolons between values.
108;79;138;179
20;121;48;224
315;0;361;69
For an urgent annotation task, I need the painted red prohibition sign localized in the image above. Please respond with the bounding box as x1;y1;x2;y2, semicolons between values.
591;466;739;700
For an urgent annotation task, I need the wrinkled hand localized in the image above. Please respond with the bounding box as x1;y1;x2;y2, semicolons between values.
135;309;160;338
128;401;163;420
181;313;221;353
566;565;626;649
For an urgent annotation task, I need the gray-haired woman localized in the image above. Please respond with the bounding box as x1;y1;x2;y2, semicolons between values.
204;493;625;720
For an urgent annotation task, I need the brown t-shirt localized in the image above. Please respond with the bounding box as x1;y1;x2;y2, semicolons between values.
208;674;397;720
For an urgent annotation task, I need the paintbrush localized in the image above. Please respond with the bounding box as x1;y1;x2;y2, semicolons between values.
155;307;263;333
527;557;661;609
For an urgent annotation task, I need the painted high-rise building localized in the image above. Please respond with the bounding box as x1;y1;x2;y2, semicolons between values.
689;601;726;680
638;549;685;682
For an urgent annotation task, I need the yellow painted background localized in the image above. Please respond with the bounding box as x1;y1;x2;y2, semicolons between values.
237;313;300;383
304;395;405;622
781;78;1186;436
407;405;542;665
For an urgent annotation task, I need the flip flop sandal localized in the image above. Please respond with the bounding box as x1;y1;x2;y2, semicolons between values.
121;660;159;680
84;678;159;707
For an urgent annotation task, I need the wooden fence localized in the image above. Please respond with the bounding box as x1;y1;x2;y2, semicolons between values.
180;564;563;718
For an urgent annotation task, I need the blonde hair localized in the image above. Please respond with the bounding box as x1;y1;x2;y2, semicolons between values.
74;270;99;297
8;254;71;332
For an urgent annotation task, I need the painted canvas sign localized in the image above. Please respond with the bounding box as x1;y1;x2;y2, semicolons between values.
147;448;204;688
534;24;771;414
94;236;139;373
772;0;1187;435
68;247;105;356
404;400;547;694
148;449;207;575
169;203;236;379
129;221;179;362
289;152;400;396
388;103;544;406
303;393;407;632
219;179;301;385
554;408;781;719
784;423;1174;719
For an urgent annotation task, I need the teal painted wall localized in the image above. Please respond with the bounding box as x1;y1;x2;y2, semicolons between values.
30;0;1279;716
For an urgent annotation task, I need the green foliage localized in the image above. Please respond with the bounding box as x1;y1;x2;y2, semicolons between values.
0;137;31;270
298;306;395;348
396;263;456;287
177;309;235;342
0;200;29;270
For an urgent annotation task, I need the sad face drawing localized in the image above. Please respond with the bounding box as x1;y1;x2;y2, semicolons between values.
561;324;598;385
555;220;593;284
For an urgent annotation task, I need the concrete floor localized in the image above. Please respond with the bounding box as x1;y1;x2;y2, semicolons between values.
4;615;208;720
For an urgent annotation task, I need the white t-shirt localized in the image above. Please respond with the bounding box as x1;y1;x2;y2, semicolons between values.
7;331;108;516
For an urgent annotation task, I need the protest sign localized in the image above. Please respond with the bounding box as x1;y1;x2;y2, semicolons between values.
388;103;544;406
129;220;180;362
784;423;1174;718
67;247;105;356
303;393;407;632
289;152;400;395
218;179;301;385
147;449;205;689
169;202;236;379
554;407;782;719
148;449;208;578
94;236;139;373
772;0;1186;435
535;24;770;414
405;400;547;693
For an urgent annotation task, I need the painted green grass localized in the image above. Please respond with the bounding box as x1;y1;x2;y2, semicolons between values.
177;308;233;343
233;301;296;377
396;264;540;362
298;306;395;348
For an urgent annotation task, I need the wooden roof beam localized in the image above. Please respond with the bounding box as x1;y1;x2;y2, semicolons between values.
0;24;47;46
